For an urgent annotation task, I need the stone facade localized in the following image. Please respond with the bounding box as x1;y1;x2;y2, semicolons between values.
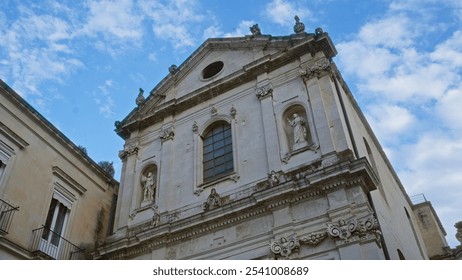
0;80;119;259
95;25;431;260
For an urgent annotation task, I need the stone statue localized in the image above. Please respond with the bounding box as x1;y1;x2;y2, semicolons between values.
455;221;462;244
293;15;305;34
250;24;261;36
287;113;308;150
141;172;155;202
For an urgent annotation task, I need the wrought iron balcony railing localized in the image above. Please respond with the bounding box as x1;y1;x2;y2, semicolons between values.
30;226;85;260
0;198;19;235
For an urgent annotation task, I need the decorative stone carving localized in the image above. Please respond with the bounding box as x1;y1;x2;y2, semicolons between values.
270;236;300;258
301;59;332;80
211;106;218;116
118;145;139;160
327;216;382;244
229;174;240;182
136;88;145;106
160;127;175;142
192;121;199;133
301;231;328;246
267;170;280;187
293;15;305;34
167;212;180;223
327;218;358;242
230;105;237;119
193;187;204;196
203;188;222;211
250;24;261;36
169;64;178;74
151;205;160;226
256;84;273;99
455;221;462;244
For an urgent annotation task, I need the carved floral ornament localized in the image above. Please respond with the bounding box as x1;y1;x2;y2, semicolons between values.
269;216;381;258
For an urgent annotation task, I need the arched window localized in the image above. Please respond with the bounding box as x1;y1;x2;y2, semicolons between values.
202;122;233;182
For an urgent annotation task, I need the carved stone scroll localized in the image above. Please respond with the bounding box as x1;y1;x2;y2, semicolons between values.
270;236;300;258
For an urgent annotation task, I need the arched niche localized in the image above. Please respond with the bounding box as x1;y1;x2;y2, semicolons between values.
282;104;313;152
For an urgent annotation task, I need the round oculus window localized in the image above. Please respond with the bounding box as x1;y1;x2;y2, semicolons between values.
202;61;224;79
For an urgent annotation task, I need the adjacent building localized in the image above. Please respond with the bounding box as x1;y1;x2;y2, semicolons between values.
0;80;119;260
95;22;434;260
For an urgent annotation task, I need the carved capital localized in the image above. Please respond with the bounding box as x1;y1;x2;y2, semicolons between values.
256;84;273;99
118;145;139;160
327;218;358;242
301;59;332;80
160;127;175;142
270;236;299;258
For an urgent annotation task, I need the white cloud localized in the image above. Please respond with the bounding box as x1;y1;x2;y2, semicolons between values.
140;0;204;49
95;79;116;118
81;0;142;40
223;20;256;38
264;0;311;26
365;104;416;144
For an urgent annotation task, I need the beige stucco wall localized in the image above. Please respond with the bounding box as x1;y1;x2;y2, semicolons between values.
0;82;118;259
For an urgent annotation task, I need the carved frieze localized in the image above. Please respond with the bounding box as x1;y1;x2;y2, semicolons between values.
256;84;273;99
160;127;175;142
270;236;300;258
118;145;139;160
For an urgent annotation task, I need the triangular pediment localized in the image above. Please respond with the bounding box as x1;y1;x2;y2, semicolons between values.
116;32;336;139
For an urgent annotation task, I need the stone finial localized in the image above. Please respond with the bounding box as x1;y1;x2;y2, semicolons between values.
136;88;145;106
293;15;305;34
169;64;178;74
455;221;462;244
315;27;324;35
250;24;261;36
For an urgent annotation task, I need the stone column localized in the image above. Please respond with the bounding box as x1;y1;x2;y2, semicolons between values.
116;144;139;230
256;80;282;173
157;125;175;213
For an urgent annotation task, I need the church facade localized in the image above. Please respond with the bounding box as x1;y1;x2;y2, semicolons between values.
95;22;430;260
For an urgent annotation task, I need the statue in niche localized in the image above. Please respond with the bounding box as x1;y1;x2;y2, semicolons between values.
141;171;156;203
287;113;308;150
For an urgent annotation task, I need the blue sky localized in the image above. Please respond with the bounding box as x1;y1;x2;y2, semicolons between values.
1;0;461;248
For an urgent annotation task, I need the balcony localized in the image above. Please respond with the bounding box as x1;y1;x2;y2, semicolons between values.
0;198;19;235
30;226;85;260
